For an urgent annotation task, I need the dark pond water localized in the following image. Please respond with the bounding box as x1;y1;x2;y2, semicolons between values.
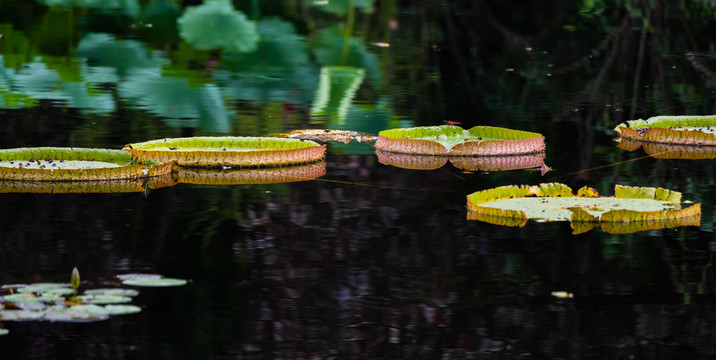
2;1;716;359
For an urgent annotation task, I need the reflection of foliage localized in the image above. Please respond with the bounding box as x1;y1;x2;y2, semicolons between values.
36;0;140;17
304;0;375;16
312;24;381;87
177;0;259;53
78;33;157;76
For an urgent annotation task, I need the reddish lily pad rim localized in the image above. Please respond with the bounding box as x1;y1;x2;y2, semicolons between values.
375;148;548;172
124;136;326;167
176;161;326;185
374;125;546;156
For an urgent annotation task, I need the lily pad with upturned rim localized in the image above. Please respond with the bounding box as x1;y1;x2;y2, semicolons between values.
467;183;701;234
0;147;173;181
617;138;716;160
374;125;545;156
124;137;326;167
613;115;716;146
118;273;187;287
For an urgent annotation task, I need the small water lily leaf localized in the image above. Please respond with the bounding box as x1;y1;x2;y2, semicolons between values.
375;125;545;156
176;162;326;185
83;288;139;297
124;137;326;167
0;328;8;336
16;283;70;294
104;304;142;315
43;306;109;322
0;310;46;321
75;295;133;304
116;273;162;281
467;183;701;234
0;147;172;181
121;277;187;287
613;115;716;146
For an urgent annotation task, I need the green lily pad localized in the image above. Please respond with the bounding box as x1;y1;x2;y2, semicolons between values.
118;274;187;287
467;183;701;234
375;125;545;156
83;288;140;297
0;147;173;181
43;306;109;322
0;310;46;321
104;304;142;315
0;328;8;336
614;115;716;146
124;137;326;167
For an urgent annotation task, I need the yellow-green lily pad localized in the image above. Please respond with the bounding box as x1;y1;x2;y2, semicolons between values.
614;115;716;146
374;125;545;156
467;183;701;234
124;136;326;167
0;147;173;181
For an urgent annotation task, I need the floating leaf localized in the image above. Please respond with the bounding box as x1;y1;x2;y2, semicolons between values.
0;310;46;321
467;183;701;234
0;147;173;181
375;125;545;156
116;273;161;281
177;0;259;53
75;294;133;304
176;162;326;185
576;186;599;198
83;288;139;297
0;328;8;336
121;278;187;287
104;304;142;315
16;283;71;295
124;137;326;167
613;115;716;146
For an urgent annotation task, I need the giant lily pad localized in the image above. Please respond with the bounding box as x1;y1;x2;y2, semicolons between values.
613;115;716;146
123;137;326;167
376;150;548;172
375;125;545;156
0;148;173;181
467;183;701;234
176;161;326;185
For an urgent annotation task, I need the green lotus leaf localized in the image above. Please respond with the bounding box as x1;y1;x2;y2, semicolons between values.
75;294;133;304
121;278;187;287
0;328;8;336
0;147;173;181
305;0;375;15
124;137;326;167
83;288;139;297
375;125;546;156
613;115;716;146
467;183;701;234
177;0;259;53
42;306;109;322
177;161;326;185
